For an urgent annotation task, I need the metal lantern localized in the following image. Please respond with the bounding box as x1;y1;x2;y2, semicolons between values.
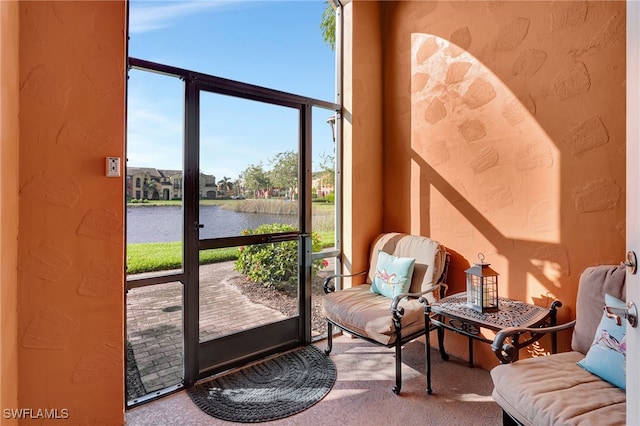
465;253;499;313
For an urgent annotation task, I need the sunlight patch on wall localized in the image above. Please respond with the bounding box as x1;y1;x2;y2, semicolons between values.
530;244;570;282
409;32;560;249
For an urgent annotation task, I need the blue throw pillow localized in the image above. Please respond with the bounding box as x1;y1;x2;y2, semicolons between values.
577;293;626;389
370;251;416;299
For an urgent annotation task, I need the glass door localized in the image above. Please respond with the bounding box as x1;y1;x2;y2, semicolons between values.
127;58;340;396
184;78;314;381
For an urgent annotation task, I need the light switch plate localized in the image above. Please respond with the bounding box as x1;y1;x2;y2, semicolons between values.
106;157;120;177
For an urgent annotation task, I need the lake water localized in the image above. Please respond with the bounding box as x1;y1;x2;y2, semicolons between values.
127;205;297;244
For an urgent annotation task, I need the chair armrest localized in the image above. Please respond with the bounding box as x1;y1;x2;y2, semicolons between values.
391;282;447;319
322;271;368;294
491;320;577;363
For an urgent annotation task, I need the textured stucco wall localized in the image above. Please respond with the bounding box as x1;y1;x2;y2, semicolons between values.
1;1;20;422
17;2;126;423
377;1;625;367
342;1;385;282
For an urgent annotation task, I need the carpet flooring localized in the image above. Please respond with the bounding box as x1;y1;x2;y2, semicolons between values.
126;334;503;425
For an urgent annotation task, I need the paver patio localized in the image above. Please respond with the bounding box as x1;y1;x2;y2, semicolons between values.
126;259;333;400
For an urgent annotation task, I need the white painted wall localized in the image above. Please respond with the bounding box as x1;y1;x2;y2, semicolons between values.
626;1;640;423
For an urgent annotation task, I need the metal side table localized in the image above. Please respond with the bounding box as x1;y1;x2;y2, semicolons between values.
424;292;561;394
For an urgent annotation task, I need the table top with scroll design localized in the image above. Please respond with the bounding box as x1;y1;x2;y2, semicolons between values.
430;292;552;332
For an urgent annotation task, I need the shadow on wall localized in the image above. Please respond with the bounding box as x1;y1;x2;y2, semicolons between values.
384;1;625;332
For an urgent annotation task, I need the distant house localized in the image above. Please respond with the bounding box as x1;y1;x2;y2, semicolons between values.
126;167;215;200
200;172;218;199
312;171;334;198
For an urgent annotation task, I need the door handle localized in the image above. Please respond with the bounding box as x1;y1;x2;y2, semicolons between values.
621;251;637;274
604;301;638;328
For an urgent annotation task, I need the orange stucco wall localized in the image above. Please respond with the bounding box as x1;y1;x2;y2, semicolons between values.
14;1;126;423
342;1;384;281
1;1;20;422
349;1;626;368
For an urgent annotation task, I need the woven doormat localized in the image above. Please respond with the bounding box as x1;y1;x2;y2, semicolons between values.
188;345;336;423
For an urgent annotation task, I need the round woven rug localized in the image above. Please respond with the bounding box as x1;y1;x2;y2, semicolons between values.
187;345;336;423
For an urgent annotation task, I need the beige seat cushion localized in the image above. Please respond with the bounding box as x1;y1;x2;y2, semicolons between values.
491;351;626;426
322;285;425;345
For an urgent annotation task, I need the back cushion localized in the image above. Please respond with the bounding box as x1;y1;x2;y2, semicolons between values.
367;233;446;302
572;265;626;354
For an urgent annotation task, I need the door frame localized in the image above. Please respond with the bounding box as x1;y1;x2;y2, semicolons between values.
127;57;340;388
626;1;639;422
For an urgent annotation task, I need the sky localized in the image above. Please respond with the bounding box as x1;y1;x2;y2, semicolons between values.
127;0;336;180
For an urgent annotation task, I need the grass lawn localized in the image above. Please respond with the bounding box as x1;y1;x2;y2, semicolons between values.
127;232;336;275
126;243;239;274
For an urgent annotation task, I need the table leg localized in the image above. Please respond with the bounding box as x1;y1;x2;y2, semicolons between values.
468;337;474;368
550;300;560;354
437;324;449;361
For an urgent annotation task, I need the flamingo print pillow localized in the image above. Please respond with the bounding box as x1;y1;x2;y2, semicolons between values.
577;293;626;390
370;251;416;299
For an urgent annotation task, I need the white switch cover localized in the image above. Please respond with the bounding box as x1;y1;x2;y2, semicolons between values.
106;157;120;177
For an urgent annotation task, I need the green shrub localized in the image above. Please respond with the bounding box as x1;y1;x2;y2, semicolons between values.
326;192;335;204
234;223;325;286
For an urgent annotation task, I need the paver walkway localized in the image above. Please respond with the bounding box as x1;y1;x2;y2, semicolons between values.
126;259;333;399
127;262;286;395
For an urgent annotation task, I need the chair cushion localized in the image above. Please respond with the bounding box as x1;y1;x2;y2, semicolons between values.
367;233;446;301
572;265;626;354
577;293;627;389
491;351;626;426
370;251;416;299
322;285;425;345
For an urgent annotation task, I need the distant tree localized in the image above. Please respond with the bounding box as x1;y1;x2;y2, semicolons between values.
142;175;158;200
269;151;298;200
217;176;232;194
319;152;335;188
232;178;243;197
320;1;336;51
240;163;271;197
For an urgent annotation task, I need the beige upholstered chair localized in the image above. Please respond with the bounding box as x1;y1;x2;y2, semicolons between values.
491;265;627;425
322;233;449;394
